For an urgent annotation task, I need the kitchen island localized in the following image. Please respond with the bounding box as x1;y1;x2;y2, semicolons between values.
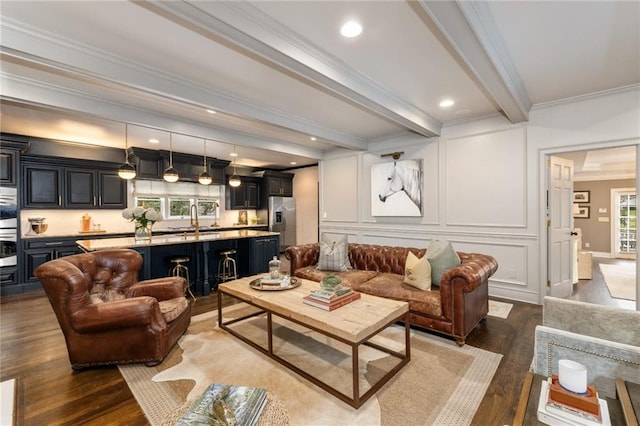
77;230;280;295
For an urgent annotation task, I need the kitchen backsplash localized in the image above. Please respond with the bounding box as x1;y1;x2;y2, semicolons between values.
19;208;258;237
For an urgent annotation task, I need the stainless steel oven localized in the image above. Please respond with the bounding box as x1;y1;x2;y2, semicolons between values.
0;187;18;268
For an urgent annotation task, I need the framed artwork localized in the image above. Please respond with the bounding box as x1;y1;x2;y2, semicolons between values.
573;191;590;203
574;206;590;219
371;159;423;217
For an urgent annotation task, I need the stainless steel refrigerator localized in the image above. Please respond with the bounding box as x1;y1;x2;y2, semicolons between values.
259;196;296;252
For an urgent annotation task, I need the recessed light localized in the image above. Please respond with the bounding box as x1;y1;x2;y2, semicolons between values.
230;152;238;157
148;138;159;144
439;99;455;108
290;161;297;165
206;109;217;114
340;21;362;38
310;136;317;141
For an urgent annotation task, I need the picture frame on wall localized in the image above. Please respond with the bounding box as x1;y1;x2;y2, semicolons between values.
371;159;423;217
574;206;590;219
573;190;590;203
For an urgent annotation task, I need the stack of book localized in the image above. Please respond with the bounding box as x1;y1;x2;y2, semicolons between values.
537;375;611;426
302;286;361;311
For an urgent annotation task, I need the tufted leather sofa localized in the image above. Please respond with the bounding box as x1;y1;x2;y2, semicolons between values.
35;248;191;369
285;243;498;345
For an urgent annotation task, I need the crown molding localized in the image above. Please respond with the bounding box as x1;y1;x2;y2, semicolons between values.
141;1;442;138
531;83;640;111
0;18;366;151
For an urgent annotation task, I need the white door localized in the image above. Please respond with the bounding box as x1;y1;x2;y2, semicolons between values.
611;189;637;259
547;156;575;297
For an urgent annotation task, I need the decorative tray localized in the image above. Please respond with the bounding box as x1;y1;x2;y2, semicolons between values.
249;277;300;291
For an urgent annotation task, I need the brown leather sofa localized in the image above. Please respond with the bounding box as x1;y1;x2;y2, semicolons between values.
285;243;498;345
35;248;191;369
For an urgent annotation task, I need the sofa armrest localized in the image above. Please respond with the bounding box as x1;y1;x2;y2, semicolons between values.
285;243;320;275
533;325;640;399
126;276;187;301
70;296;166;333
440;252;499;293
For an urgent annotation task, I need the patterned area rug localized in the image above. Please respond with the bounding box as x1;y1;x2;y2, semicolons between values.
120;307;502;426
600;262;636;301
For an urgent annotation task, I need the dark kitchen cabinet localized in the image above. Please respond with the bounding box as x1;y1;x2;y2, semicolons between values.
23;162;126;209
226;177;260;209
23;164;64;208
161;152;230;184
130;147;162;180
0;133;28;187
22;237;82;285
263;171;293;197
249;235;279;275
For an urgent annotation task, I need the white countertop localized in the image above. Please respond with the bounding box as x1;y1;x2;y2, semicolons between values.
76;229;279;251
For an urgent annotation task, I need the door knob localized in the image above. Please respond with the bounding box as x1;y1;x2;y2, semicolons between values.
570;231;578;236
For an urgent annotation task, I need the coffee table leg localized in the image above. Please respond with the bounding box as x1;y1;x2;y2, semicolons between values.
352;344;360;407
267;312;273;354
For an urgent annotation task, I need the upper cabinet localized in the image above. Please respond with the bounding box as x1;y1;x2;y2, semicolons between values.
226;176;261;210
0;134;28;187
160;151;230;184
22;161;126;209
262;171;294;197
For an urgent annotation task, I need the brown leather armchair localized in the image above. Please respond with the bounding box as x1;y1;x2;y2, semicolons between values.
35;248;191;369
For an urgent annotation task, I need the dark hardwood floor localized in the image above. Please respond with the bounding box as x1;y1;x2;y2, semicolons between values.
1;256;633;425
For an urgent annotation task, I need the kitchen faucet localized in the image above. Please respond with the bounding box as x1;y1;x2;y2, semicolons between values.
190;204;199;237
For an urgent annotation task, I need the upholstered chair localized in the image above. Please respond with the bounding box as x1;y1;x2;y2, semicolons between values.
35;248;191;369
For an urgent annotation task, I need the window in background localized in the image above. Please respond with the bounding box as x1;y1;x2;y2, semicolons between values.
197;199;219;218
169;198;192;218
135;196;162;212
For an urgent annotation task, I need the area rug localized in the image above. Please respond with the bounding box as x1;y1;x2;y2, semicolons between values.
488;300;513;319
600;262;636;301
119;307;502;426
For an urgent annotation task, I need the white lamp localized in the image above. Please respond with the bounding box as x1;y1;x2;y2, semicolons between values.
163;133;179;183
117;124;137;180
228;145;241;187
198;139;212;185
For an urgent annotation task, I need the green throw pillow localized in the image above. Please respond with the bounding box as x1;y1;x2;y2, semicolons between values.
317;240;349;272
426;240;461;287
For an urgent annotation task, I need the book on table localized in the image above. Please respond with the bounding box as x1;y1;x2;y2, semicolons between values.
537;378;611;426
303;291;361;311
175;383;268;426
308;286;352;301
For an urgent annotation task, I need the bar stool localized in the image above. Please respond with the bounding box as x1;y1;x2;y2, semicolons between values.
169;256;196;301
217;249;238;285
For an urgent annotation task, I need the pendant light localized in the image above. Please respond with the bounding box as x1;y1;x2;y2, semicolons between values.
117;124;137;180
198;139;212;185
163;133;179;182
228;145;241;187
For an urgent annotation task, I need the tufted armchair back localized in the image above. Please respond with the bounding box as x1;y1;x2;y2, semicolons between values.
35;248;191;369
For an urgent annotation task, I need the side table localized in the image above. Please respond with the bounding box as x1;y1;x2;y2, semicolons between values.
513;372;637;426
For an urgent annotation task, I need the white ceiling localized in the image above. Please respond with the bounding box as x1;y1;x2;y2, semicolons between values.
0;1;638;170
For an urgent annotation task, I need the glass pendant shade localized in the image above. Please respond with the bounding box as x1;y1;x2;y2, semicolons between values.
229;173;241;187
198;171;212;185
198;138;212;185
163;133;179;182
228;145;241;187
118;162;137;180
118;124;136;180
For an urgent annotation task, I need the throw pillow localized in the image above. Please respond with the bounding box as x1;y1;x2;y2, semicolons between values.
317;240;349;272
404;251;431;291
321;233;352;269
426;239;461;287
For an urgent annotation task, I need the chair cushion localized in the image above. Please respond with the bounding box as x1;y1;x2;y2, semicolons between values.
158;297;189;323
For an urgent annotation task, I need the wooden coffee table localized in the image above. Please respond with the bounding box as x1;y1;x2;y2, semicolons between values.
217;275;410;408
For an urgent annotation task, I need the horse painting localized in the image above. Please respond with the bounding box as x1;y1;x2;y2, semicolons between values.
371;159;423;216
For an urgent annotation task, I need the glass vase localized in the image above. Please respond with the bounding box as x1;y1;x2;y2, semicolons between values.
134;223;152;242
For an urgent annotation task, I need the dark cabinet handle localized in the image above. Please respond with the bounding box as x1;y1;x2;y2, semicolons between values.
570;231;578;236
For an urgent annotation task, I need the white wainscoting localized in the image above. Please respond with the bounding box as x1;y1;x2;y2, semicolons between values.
320;155;359;222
